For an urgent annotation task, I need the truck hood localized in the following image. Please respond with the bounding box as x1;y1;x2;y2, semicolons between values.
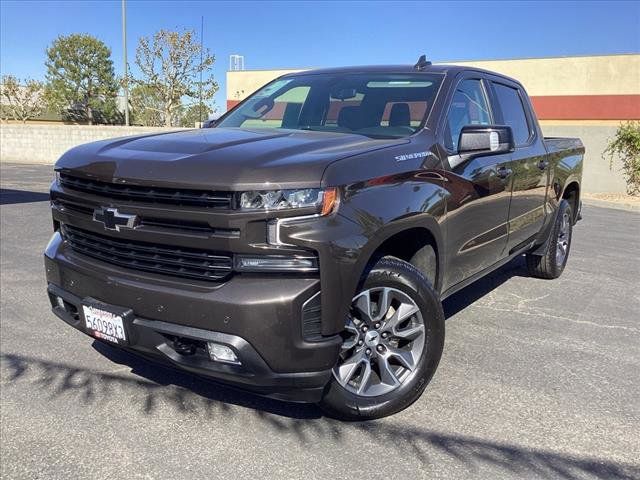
56;127;408;190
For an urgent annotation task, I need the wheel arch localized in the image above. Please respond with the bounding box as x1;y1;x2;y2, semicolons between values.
561;181;581;223
354;216;445;294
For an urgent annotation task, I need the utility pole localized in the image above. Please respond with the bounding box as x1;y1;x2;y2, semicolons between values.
122;0;129;126
199;16;204;126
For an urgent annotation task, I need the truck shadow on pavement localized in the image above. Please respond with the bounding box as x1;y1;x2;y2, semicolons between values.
0;188;50;205
2;348;639;480
442;254;530;319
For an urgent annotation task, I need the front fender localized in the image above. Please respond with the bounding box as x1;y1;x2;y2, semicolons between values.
279;173;448;335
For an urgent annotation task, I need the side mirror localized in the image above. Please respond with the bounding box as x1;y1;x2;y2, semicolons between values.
458;125;514;156
202;119;216;128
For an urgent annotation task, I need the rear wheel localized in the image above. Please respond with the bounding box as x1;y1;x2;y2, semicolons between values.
320;256;444;420
526;199;573;279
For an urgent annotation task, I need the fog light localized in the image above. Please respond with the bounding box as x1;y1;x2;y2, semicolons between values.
207;342;240;365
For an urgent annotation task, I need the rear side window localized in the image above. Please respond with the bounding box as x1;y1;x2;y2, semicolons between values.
493;83;531;146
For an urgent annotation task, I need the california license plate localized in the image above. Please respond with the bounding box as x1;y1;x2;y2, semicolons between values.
82;305;127;343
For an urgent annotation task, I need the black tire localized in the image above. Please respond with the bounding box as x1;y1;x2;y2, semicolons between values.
320;256;445;421
526;199;573;279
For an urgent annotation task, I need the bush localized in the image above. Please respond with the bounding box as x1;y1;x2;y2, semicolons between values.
604;122;640;196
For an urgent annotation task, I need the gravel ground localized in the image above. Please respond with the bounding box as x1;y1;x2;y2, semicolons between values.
1;163;639;480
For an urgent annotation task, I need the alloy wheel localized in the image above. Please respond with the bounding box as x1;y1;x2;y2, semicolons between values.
332;287;426;397
556;211;571;266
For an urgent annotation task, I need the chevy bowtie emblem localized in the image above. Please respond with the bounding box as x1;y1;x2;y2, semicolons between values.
93;207;139;231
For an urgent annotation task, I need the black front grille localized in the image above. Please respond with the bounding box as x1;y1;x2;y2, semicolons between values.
60;174;233;209
62;225;233;282
53;198;241;237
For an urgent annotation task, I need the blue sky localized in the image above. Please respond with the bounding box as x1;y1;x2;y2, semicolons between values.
1;0;639;112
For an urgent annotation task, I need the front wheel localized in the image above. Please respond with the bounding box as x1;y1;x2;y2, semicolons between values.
320;256;445;420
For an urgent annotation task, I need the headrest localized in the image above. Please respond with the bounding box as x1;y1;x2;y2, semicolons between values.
337;106;361;130
389;103;410;127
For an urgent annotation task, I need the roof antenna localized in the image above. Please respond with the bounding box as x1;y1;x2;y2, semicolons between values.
414;54;431;71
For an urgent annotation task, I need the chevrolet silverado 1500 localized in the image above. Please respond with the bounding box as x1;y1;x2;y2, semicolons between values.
45;57;584;419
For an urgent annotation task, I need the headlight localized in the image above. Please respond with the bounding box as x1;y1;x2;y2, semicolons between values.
238;188;337;214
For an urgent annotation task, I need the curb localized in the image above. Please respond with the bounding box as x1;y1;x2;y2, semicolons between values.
582;198;640;212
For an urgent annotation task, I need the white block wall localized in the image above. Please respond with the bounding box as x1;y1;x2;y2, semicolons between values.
0;124;189;164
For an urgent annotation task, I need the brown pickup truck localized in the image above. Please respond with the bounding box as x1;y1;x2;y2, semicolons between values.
45;56;584;419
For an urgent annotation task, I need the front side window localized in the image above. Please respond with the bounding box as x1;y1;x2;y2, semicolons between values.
444;79;492;151
217;73;444;139
493;83;531;146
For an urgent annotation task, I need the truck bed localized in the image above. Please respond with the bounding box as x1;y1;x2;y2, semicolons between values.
544;137;585;156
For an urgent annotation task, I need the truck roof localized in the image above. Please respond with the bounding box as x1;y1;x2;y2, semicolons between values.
280;64;521;85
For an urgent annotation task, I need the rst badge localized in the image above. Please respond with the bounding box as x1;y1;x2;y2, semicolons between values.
93;207;139;231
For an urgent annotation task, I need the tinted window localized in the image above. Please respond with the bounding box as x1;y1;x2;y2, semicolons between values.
326;93;363;126
445;79;491;151
493;83;531;146
240;86;311;129
217;73;444;138
381;101;428;127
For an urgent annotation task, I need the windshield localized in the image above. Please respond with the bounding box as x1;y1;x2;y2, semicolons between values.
217;73;444;138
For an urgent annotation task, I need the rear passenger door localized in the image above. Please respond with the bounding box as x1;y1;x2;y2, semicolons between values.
489;79;549;251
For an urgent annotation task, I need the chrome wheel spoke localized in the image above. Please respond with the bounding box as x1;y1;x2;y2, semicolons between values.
372;288;392;322
385;302;419;331
388;347;416;371
336;349;366;384
341;320;360;351
353;290;372;321
357;361;373;394
393;324;424;340
342;337;357;351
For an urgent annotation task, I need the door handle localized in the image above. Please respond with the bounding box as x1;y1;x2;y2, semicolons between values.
538;159;549;170
496;166;512;179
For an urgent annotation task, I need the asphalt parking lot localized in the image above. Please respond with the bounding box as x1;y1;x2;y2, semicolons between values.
1;162;639;480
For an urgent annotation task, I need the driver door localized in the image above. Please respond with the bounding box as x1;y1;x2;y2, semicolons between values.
441;75;513;290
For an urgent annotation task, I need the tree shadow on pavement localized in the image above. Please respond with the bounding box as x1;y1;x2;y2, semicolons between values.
2;351;638;480
0;188;50;205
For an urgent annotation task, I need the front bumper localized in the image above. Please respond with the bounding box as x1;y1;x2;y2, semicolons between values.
45;233;342;403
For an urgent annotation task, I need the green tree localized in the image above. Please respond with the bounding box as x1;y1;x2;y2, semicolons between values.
0;75;46;123
129;83;164;126
133;29;218;127
604;121;640;196
45;34;119;124
179;102;213;128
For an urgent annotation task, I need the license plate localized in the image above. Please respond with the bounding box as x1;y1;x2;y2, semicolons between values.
82;305;127;343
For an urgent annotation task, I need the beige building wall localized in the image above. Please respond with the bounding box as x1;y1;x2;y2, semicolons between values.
226;54;640;102
448;54;640;96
